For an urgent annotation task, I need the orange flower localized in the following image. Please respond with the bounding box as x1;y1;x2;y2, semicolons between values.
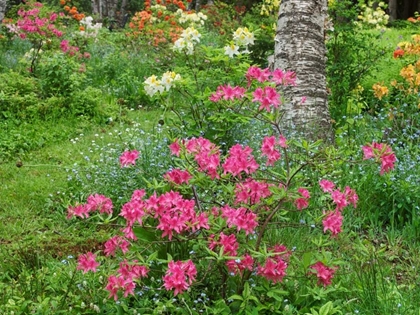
408;17;416;23
79;25;85;31
60;0;66;5
393;48;404;58
64;5;70;11
372;83;389;100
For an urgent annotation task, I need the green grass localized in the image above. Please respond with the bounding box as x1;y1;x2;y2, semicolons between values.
0;109;162;261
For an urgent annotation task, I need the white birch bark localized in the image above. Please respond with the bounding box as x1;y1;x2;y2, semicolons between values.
0;0;7;21
274;0;334;143
388;0;398;21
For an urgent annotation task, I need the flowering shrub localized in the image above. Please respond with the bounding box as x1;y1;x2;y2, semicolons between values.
224;27;255;57
356;1;389;29
68;66;396;311
128;1;201;47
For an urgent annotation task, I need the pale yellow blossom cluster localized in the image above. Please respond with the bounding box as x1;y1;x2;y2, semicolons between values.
173;27;201;55
144;71;181;97
176;9;207;26
224;27;255;58
260;0;280;16
356;1;389;29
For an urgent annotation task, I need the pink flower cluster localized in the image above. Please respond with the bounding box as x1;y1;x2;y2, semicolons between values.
163;260;197;296
310;261;337;287
209;232;239;257
246;66;297;86
164;168;192;185
209;84;246;102
256;244;292;282
170;138;261;179
76;252;100;273
119;149;140;167
362;142;396;175
106;260;149;300
104;235;130;256
252;86;281;112
295;187;311;210
67;193;113;219
222;144;259;177
261;135;287;166
170;138;220;179
120;190;209;240
226;254;254;275
209;66;297;113
220;205;258;235
319;179;358;236
13;3;64;39
234;178;272;205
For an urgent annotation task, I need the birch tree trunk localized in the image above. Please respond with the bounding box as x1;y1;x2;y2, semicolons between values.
388;0;398;21
0;0;7;22
274;0;334;143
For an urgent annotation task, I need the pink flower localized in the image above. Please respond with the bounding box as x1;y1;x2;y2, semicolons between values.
60;40;69;53
261;136;281;166
226;253;254;275
295;188;310;210
77;252;100;273
380;151;396;175
222;144;259;177
164;169;192;185
209;233;239;256
331;189;348;211
169;139;181;156
278;135;287;148
362;142;396;175
119;150;139;167
104;236;130;256
210;85;245;102
87;193;113;214
234;179;272;205
269;244;292;262
344;186;358;208
163;260;197;296
257;258;288;283
252;86;281;111
271;69;297;86
300;96;307;104
246;66;270;85
310;261;337;286
319;179;335;193
221;206;258;235
322;210;343;236
66;204;90;219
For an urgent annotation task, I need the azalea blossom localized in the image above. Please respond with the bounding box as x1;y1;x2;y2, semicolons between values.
310;261;337;286
77;252;100;273
119;150;139;167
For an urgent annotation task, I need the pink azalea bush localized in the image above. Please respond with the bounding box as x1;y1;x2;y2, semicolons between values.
66;66;396;305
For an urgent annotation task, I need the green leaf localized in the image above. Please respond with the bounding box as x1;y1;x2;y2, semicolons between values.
228;294;244;301
133;227;157;242
318;301;334;315
302;252;313;269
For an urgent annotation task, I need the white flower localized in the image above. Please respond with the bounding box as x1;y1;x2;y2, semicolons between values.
161;71;181;91
224;43;240;58
232;27;254;47
144;75;164;97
